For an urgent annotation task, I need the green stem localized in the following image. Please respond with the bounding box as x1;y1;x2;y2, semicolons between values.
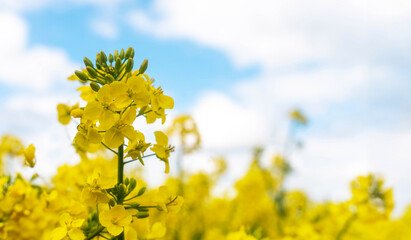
86;226;105;240
117;144;125;240
118;145;124;184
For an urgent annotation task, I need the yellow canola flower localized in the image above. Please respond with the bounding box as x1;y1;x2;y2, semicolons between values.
126;75;150;107
226;229;258;240
57;103;79;125
151;131;173;173
81;171;116;205
99;205;132;236
154;186;184;213
103;107;139;149
83;84;121;131
124;131;151;164
146;222;167;239
51;213;84;240
74;121;102;152
23;144;36;168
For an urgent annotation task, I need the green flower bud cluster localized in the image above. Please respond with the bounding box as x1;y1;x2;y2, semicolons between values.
72;47;149;93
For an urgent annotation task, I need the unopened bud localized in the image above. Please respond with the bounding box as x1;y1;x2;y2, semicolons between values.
139;59;148;74
75;70;88;81
124;178;130;186
108;199;115;207
100;51;107;63
119;49;125;59
125;58;134;73
84;57;94;68
114;50;119;59
86;66;98;78
115;57;122;70
137;187;146;197
90;82;101;92
136;212;149;218
130;48;135;58
109;53;114;63
71;108;83;118
125;47;133;59
105;74;115;83
129;178;137;190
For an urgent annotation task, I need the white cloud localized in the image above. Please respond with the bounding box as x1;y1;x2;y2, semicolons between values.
191;91;270;150
129;0;411;69
0;0;126;11
0;12;77;90
90;19;118;39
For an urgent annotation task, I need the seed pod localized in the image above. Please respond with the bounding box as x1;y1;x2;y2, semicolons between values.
83;57;94;68
86;66;98;78
75;70;88;81
90;82;100;92
139;59;148;74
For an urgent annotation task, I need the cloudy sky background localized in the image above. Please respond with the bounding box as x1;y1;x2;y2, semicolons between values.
1;0;411;214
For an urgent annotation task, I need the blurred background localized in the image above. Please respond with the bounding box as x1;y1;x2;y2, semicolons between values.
0;0;411;214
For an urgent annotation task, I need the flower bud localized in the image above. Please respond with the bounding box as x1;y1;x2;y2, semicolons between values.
137;187;146;197
130;48;135;58
105;74;115;83
139;59;148;74
24;144;36;168
124;178;130;186
86;66;98;78
90;82;101;92
108;199;115;207
100;51;107;63
109;53;114;63
84;57;94;68
129;178;137;191
75;70;88;81
119;49;125;59
114;50;119;59
71;108;83;118
115;57;122;71
125;47;133;59
125;58;134;73
136;212;149;219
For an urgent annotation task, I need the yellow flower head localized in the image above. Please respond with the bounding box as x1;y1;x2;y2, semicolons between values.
51;213;84;240
23;144;36;168
99;205;132;236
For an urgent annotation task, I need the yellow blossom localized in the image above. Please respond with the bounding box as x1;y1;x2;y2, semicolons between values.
99;205;132;236
23;144;36;168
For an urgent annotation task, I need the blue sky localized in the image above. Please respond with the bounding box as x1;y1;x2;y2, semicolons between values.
1;0;411;214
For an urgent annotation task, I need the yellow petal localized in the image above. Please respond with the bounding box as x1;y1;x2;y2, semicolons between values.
51;227;67;240
83;101;102;122
154;131;168;146
158;94;174;109
104;128;124;148
68;228;84;240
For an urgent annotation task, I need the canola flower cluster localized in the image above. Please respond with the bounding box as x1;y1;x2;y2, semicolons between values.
0;48;410;240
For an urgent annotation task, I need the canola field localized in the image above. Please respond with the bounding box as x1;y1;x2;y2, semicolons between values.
0;48;410;240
